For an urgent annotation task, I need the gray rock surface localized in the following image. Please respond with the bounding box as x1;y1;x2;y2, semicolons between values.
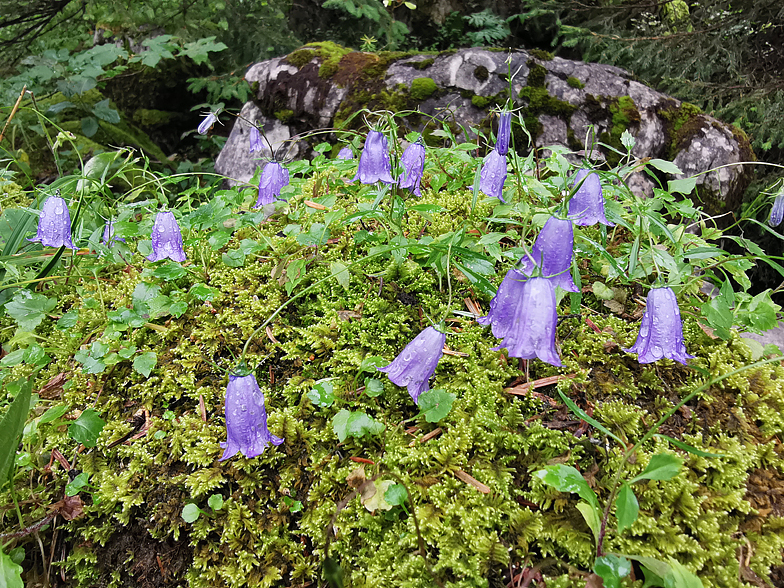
216;46;753;213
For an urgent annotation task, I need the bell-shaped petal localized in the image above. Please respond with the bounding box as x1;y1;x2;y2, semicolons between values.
377;326;446;404
249;126;264;153
219;374;283;461
479;148;508;203
496;111;512;156
397;141;426;196
482;275;562;366
625;287;694;365
147;211;186;262
337;146;354;160
197;112;218;135
518;216;579;292
351;130;395;185
568;169;613;227
28;195;77;250
254;162;290;208
769;189;784;227
101;220;125;246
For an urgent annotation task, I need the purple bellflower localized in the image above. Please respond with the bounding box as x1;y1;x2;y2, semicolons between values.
377;326;446;404
337;146;354;160
101;220;125;246
518;216;579;292
249;126;264;153
479;272;562;367
147;211;186;262
769;188;784;227
479;148;508;203
496;111;512;156
397;140;426;197
197;111;218;135
254;161;290;208
568;169;613;227
219;373;283;461
625;287;694;365
28;195;77;250
351;130;395;185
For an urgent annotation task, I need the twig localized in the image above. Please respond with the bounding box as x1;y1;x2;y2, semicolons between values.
0;84;27;144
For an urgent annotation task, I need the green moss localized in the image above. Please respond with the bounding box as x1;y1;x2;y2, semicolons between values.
658;101;705;159
471;95;491;109
273;109;295;124
567;76;585;89
132;108;174;127
409;77;437;101
285;48;316;68
473;65;489;82
529;49;554;61
526;60;548;88
412;58;434;70
285;42;352;79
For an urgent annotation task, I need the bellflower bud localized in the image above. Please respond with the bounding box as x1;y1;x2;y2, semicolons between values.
568;169;613;227
254;162;290;208
625;287;694;365
249;126;264;153
351;130;395;185
397;141;426;196
197;112;218;135
518;216;579;292
769;186;784;227
337;146;354;160
28;195;78;250
377;326;446;404
101;220;125;246
147;211;186;262
496;111;512;156
479;148;508;203
479;272;562;367
219;374;284;461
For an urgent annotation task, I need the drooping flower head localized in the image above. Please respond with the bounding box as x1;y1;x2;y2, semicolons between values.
254;161;290;208
625;287;694;365
101;220;125;246
479;272;562;367
479;148;508;203
769;187;784;227
377;326;446;404
197;111;219;135
568;169;613;227
147;211;186;262
249;126;265;153
351;130;395;185
337;146;354;160
397;140;426;197
518;216;579;292
496;111;512;156
219;373;283;461
28;194;77;250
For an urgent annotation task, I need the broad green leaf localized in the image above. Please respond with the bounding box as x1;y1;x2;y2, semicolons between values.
364;378;385;397
5;290;57;332
616;483;639;533
359;355;388;373
648;159;683;174
132;282;160;313
65;472;90;496
594;554;632;588
630;453;683;484
182;503;201;523
592;281;614;300
307;380;335;407
39;404;70;425
68;409;105;448
417;389;455;423
152;262;187;281
296;223;330;247
332;409;383;442
0;547;23;588
81;116;99;137
576;501;601;543
330;262;350;290
92;99;121;123
0;349;24;367
133;351;157;378
535;464;599;509
0;378;33;487
180;37;228;66
189;283;217;301
169;301;188;318
384;483;408;507
222;249;246;267
56;310;79;330
664;559;704;588
208;494;224;511
668;177;697;194
332;409;351;442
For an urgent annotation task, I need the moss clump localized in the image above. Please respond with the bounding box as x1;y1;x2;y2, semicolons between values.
472;95;491;109
285;42;352;79
658;101;705;159
473;65;489;82
412;58;434;70
285;48;316;68
526;61;548;88
274;109;295;124
567;76;585;89
592;95;641;166
409;77;437;101
132;108;174;128
530;49;554;61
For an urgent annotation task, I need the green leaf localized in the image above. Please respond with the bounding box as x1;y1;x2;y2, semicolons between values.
4;290;57;332
189;283;217;301
592;281;615;300
133;352;157;378
132;282;161;313
417;389;455;423
616;482;639;533
81;116;99;137
664;559;704;588
152;262;187;281
558;390;624;444
648;159;683;174
39;404;70;425
0;547;24;588
384;483;408;507
0;350;24;367
180;37;228;66
0;378;33;487
92;99;121;123
330;262;350;290
68;409;105;448
296;223;330;247
56;310;79;330
182;503;201;523
332;409;351;442
364;378;385;397
594;554;632;588
208;494;224;511
575;501;601;543
307;380;335;408
169;301;188;318
65;472;90;496
332;409;383;442
630;453;683;484
359;356;388;374
667;177;697;194
654;434;724;458
222;249;246;267
534;464;599;509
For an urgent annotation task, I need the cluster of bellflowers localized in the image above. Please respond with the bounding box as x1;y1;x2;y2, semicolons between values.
30;113;696;461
